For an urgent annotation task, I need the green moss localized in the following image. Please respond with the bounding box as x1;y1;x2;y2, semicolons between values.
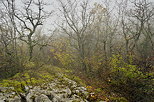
0;70;56;94
63;74;86;87
73;76;86;86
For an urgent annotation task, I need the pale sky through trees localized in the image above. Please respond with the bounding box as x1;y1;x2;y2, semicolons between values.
16;0;105;33
14;0;154;34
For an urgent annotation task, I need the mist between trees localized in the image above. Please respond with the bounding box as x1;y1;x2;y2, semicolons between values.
0;0;154;101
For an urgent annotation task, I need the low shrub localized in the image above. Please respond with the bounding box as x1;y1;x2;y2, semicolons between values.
107;55;154;102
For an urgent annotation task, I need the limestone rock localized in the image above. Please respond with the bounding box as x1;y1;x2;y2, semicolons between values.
35;94;52;102
9;96;21;102
0;75;89;102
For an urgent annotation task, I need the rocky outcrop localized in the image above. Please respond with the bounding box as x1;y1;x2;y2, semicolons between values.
0;75;90;102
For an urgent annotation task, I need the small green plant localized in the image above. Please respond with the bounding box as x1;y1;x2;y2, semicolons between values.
23;61;36;69
94;88;102;93
110;97;128;102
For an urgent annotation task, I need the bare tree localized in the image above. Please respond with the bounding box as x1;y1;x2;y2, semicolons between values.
0;0;17;57
131;0;154;59
117;0;154;60
91;1;119;59
57;0;93;72
14;0;52;61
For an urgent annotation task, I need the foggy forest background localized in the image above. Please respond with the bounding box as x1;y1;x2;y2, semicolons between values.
0;0;154;101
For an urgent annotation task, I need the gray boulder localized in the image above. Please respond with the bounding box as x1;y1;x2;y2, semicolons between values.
35;94;52;102
9;96;21;102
